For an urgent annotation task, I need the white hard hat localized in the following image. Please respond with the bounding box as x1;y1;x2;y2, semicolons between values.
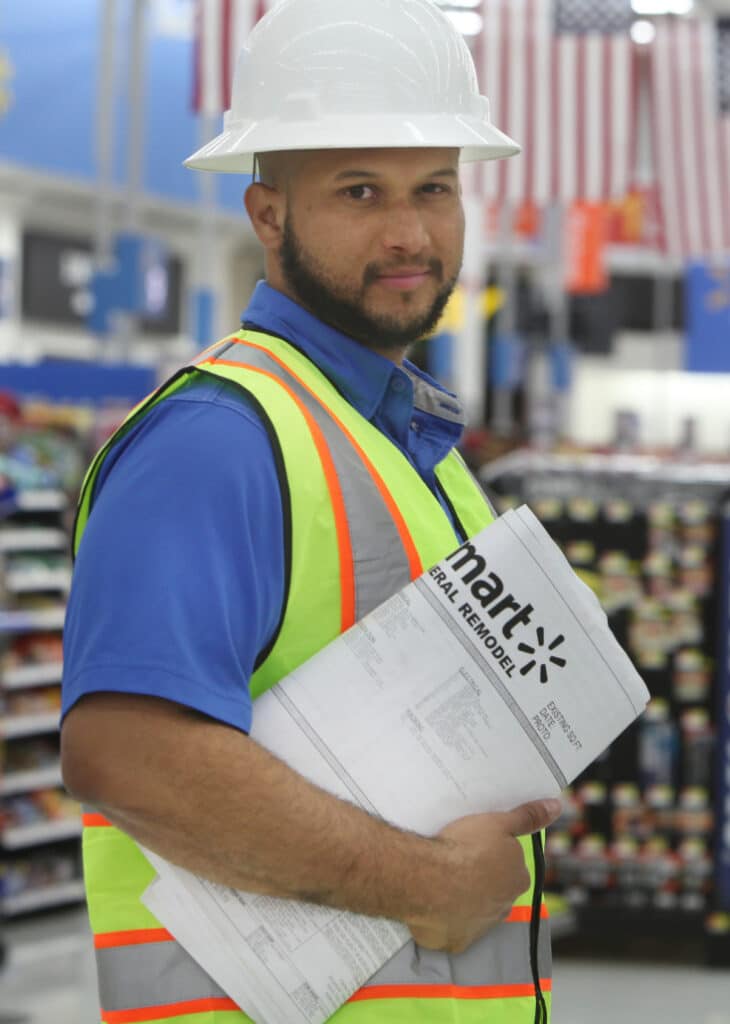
185;0;520;173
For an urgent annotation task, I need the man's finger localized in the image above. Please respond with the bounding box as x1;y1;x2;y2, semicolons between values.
500;799;563;837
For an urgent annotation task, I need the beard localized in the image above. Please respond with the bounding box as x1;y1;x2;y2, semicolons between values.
279;213;461;352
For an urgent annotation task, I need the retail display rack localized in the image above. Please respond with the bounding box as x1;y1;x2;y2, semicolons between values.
0;371;156;925
0;487;83;918
480;450;730;964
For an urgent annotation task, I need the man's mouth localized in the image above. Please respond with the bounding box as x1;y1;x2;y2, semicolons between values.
375;269;432;291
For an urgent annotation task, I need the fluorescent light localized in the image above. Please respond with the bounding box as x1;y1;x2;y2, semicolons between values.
631;19;657;44
444;10;484;36
631;0;694;14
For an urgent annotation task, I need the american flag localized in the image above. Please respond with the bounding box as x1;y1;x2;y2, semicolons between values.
192;0;275;116
479;0;636;207
651;17;730;261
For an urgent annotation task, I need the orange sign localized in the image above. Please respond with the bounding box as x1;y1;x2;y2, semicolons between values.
606;186;664;250
484;200;543;242
565;202;609;295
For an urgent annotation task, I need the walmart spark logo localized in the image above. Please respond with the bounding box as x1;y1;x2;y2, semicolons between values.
518;629;567;685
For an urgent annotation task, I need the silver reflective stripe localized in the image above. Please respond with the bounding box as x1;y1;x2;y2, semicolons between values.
199;340;414;619
364;919;551;990
94;923;551;1013
192;339;238;366
96;941;227;1012
403;368;466;426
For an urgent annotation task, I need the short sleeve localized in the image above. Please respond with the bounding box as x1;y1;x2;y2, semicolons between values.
62;376;285;734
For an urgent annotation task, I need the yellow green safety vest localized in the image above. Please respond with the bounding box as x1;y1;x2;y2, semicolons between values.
73;329;552;1024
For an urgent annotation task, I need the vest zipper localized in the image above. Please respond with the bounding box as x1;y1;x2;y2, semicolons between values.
434;477;468;542
530;831;549;1024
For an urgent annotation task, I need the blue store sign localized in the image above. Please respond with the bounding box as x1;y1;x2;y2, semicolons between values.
685;263;730;374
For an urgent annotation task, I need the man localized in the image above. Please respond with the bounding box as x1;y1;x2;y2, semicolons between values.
61;1;561;1022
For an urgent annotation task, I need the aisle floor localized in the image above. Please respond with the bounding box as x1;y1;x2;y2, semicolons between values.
1;907;729;1024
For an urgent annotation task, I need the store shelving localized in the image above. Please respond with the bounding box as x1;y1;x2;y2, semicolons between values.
4;568;72;594
0;608;67;633
15;491;68;514
0;528;67;553
480;449;730;964
1;486;83;918
1;818;82;851
1;712;60;740
3;663;63;690
0;764;63;797
1;878;85;917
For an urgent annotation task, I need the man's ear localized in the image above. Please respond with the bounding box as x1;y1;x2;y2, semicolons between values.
245;182;285;250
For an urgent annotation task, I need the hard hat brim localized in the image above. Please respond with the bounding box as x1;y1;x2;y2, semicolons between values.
184;114;521;174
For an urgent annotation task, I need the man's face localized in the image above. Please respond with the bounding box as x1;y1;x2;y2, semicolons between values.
271;148;465;352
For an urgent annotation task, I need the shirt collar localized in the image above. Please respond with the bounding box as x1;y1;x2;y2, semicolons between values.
242;281;395;420
241;282;465;430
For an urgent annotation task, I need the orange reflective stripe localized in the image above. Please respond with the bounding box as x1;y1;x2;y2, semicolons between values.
506;904;549;923
349;980;553;1003
95;929;174;949
208;356;356;632
101;997;240;1023
232;339;424;581
83;813;113;827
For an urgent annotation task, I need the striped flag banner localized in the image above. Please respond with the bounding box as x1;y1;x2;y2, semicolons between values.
192;0;276;116
651;17;730;262
480;0;636;207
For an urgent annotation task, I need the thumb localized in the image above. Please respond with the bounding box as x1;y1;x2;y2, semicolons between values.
500;798;563;837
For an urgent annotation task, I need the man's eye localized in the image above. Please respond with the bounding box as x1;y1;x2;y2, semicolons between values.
422;184;449;195
345;185;377;201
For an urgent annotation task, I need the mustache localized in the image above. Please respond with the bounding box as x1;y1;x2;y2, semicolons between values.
363;258;444;288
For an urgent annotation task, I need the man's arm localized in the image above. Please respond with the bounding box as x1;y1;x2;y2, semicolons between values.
62;692;560;955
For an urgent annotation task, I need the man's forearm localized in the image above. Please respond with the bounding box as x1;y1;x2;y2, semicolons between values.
62;694;449;924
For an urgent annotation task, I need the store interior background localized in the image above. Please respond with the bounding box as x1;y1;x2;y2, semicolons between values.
1;1;730;1021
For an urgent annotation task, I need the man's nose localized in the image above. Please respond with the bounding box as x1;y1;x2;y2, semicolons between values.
381;202;431;254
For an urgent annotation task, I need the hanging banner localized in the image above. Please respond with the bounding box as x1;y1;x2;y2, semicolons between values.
685;263;730;373
565;202;609;295
717;502;730;910
606;186;664;249
484;201;543;243
513;201;543;241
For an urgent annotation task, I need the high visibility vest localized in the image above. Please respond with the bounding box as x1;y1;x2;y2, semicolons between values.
73;329;552;1024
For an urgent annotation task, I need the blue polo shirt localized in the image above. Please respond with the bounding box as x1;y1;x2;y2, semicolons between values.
62;283;465;734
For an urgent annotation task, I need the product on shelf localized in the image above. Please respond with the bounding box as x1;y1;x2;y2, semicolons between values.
2;736;59;773
1;632;63;673
0;848;80;900
1;788;79;829
2;686;62;716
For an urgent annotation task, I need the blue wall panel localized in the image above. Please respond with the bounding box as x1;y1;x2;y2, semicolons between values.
0;1;98;180
0;0;250;214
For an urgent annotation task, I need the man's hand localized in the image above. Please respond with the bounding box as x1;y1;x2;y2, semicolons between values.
406;799;562;955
